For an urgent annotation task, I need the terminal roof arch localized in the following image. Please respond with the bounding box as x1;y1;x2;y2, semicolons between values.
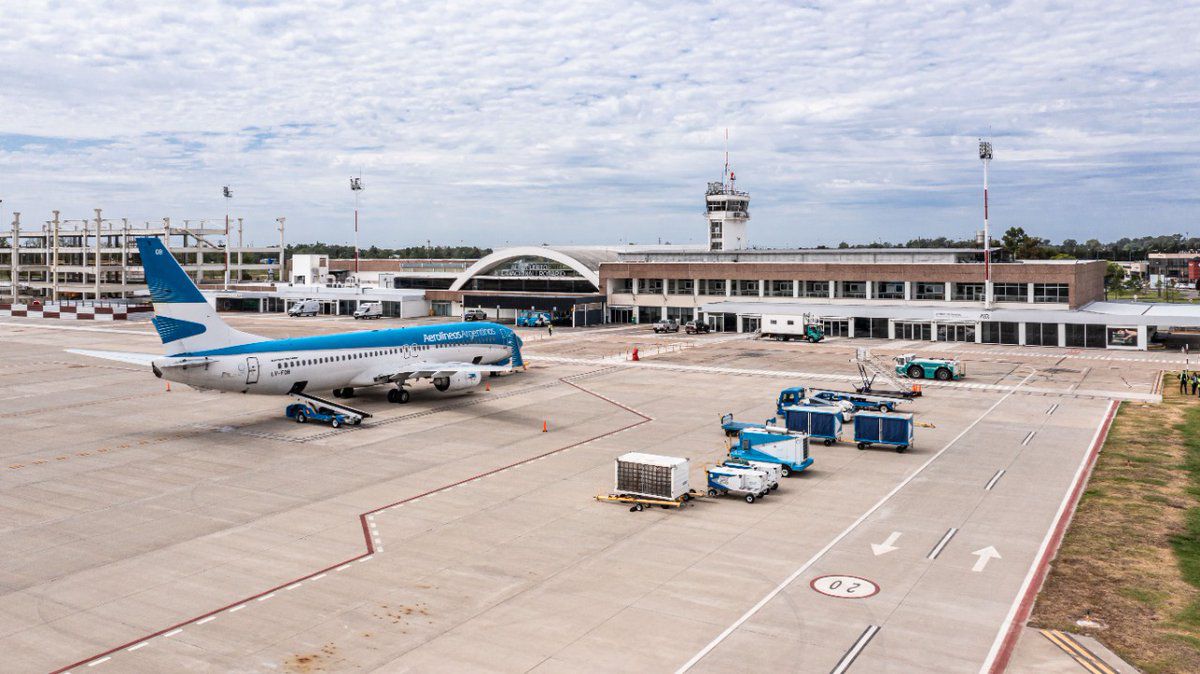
449;246;619;292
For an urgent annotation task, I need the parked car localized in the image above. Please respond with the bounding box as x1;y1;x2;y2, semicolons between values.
653;318;680;333
353;302;382;320
684;320;710;334
285;402;358;428
463;309;487;321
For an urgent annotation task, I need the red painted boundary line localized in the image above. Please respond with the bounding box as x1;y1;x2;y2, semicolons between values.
48;375;649;674
987;399;1118;674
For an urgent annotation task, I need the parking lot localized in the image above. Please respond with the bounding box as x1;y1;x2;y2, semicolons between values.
0;315;1177;672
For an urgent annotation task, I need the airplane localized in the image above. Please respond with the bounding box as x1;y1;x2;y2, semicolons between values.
68;236;524;408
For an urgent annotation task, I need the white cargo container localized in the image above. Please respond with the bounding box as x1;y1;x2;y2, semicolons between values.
723;459;782;490
614;452;691;501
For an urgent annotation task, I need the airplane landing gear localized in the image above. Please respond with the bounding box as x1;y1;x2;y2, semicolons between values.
387;387;410;404
333;387;355;398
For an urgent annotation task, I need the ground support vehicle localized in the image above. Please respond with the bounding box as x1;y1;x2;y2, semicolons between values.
760;314;824;342
684;320;710;334
602;452;695;511
288;299;319;317
516;310;551;327
463;309;487;321
810;389;910;413
720;413;777;437
894;353;964;381
594;492;697;511
284;392;371;428
653;318;680;333
353;302;382;319
729;427;813;477
854;411;915;452
781;405;843;445
706;466;769;503
720;455;777;486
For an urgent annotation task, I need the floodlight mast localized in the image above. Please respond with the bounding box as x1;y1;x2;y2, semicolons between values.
350;176;363;276
222;186;233;289
979;140;993;309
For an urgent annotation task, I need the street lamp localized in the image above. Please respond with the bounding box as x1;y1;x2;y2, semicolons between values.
979;140;993;309
350;176;363;275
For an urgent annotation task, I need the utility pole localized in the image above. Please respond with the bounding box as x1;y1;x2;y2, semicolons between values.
237;217;243;283
979;139;993;309
9;210;18;302
350;176;363;277
51;210;60;302
222;186;233;289
94;208;102;300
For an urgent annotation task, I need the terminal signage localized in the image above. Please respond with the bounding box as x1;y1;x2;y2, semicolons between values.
495;260;574;278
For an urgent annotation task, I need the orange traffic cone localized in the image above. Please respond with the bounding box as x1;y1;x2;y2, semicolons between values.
485;381;491;391
165;382;171;392
542;421;548;433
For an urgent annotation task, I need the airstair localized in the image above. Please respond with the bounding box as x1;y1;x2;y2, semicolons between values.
852;348;919;396
289;391;374;423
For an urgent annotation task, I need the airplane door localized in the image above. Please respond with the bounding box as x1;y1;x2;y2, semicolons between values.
246;357;259;384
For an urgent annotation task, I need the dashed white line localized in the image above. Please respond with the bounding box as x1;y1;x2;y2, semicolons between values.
126;642;148;652
229;604;246;612
162;628;182;638
359;555;373;563
985;470;1006;491
1022;431;1036;446
87;656;111;666
284;582;302;590
928;527;959;560
336;564;351;571
256;593;275;602
831;625;881;674
311;573;326;581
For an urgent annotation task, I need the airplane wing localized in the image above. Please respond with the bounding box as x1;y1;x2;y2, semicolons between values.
367;361;513;384
66;349;159;366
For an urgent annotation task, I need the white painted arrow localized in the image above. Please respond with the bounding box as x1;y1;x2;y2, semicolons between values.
871;532;902;556
971;546;1001;572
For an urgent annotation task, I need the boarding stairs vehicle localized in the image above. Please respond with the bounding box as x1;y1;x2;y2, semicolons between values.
853;348;923;395
286;391;373;428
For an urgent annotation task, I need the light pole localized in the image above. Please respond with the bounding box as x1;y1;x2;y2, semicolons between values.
350;176;363;277
222;186;233;289
979;140;993;309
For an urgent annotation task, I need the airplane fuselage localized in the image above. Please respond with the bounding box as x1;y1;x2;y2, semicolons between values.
153;322;517;395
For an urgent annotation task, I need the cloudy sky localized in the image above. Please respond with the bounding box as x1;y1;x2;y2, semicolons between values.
2;1;1198;248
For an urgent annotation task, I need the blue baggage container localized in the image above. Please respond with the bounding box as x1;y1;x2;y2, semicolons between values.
854;411;914;453
782;405;842;445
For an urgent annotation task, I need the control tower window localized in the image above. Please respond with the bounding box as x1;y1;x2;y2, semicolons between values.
710;242;723;251
710;221;722;235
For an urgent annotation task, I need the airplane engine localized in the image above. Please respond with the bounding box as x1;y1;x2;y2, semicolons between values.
433;371;483;392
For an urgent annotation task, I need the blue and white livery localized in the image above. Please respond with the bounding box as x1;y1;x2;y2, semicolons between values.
69;237;524;405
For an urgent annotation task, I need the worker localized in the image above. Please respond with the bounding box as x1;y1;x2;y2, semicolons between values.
547;323;553;337
1192;374;1199;396
1182;371;1190;394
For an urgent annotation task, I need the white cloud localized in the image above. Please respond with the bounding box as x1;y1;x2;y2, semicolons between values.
0;0;1198;248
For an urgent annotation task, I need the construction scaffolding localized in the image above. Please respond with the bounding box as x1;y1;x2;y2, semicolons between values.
0;209;285;301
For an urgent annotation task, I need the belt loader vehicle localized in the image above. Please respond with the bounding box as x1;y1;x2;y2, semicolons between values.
720;413;778;437
706;466;769;503
729;427;813;476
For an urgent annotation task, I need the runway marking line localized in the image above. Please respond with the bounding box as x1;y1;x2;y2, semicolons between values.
1038;629;1117;674
985;469;1006;491
126;643;147;652
162;628;182;638
927;528;958;560
47;371;650;674
981;399;1119;674
830;625;880;674
196;616;216;625
676;371;1037;673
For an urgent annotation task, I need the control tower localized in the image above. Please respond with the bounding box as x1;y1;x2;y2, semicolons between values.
705;151;749;250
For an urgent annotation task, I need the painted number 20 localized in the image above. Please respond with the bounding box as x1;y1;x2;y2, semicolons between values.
810;574;880;599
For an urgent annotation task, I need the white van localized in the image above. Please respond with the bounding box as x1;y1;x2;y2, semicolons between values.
353;302;382;320
288;299;319;317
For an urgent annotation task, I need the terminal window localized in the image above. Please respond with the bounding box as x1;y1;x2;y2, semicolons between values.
769;280;794;297
667;279;694;295
700;279;726;295
616;278;634;293
1033;283;1069;303
733;280;760;296
876;281;905;299
953;283;985;301
802;281;830;298
994;283;1028;302
837;281;867;299
644;279;664;294
914;282;945;300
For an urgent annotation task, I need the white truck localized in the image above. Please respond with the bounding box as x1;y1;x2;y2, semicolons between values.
706;466;769;503
759;313;825;342
287;299;319;317
721;459;780;491
353;302;382;320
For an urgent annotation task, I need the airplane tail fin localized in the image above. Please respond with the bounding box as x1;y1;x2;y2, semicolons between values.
136;236;263;356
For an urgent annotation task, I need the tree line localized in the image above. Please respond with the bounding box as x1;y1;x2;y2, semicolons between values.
836;229;1200;261
287;242;492;259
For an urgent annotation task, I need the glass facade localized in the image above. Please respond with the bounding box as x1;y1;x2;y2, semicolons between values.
953;283;985;301
837;281;867;299
994;283;1028;302
802;280;830;298
700;279;726;295
876;281;905;299
732;280;759;296
768;280;794;297
1033;283;1069;303
914;282;945;300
